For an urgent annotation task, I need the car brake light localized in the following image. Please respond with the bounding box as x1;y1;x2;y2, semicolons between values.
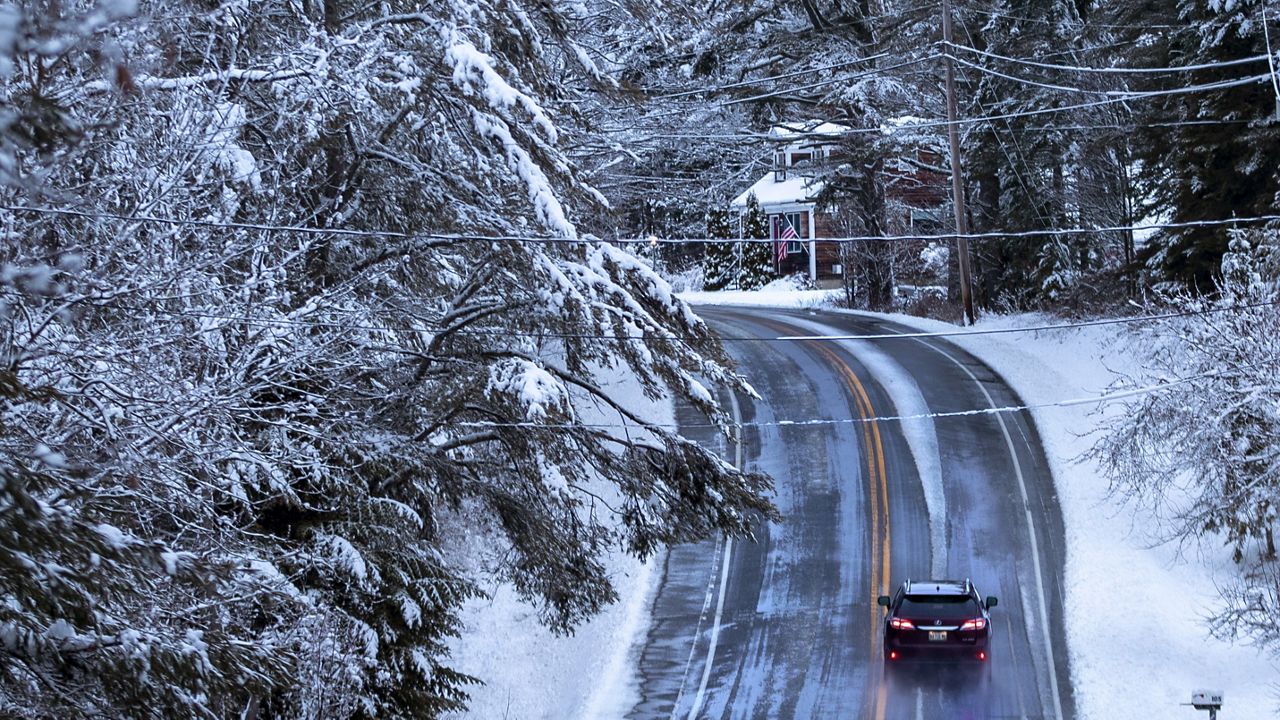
889;650;899;660
889;617;914;630
959;618;987;631
978;651;987;661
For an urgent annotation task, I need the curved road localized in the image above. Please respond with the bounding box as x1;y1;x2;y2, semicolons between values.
630;306;1073;720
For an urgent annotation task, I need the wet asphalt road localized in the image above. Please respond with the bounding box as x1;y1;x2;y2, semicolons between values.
629;307;1073;720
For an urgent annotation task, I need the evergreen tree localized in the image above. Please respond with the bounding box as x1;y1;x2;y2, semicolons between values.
960;0;1100;308
1106;0;1280;291
738;193;776;289
0;2;776;717
703;207;736;290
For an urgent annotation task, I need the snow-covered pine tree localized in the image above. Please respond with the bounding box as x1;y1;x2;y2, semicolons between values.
1105;0;1280;291
738;193;775;289
703;207;736;290
0;2;775;718
960;0;1099;308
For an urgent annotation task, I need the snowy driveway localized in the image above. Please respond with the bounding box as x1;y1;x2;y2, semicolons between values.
630;307;1074;720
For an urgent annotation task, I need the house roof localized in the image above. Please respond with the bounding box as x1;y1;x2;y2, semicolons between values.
730;172;825;209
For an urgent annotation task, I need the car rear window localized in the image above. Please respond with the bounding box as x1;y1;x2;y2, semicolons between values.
901;595;977;618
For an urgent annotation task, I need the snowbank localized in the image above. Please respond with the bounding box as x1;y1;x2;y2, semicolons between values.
679;278;841;308
443;367;668;720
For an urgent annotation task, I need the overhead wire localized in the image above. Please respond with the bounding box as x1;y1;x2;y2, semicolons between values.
641;0;944;100
1262;3;1280;114
7;204;1280;245
651;51;896;99
956;4;1188;32
949;53;1162;96
450;371;1216;431
946;41;1271;75
716;54;943;106
16;291;1276;345
954;16;1058;235
886;71;1274;130
592;117;1256;145
600;57;1270;145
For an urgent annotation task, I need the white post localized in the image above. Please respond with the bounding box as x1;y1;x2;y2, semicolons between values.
808;207;818;283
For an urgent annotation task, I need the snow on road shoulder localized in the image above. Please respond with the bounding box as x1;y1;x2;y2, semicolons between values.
679;276;842;309
859;309;1279;719
442;365;668;720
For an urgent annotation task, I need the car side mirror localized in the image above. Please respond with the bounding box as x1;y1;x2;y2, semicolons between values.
986;596;998;609
877;595;891;607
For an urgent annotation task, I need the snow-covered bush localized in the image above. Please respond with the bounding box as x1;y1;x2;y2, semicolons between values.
1094;229;1280;652
920;242;949;281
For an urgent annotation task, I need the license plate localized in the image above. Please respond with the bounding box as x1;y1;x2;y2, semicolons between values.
928;631;947;642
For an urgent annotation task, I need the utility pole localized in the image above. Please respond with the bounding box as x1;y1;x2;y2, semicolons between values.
942;0;976;325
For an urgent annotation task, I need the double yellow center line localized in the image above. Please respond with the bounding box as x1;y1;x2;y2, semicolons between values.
815;343;891;720
755;319;892;719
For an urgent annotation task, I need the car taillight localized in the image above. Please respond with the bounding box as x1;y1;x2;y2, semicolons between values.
959;618;987;631
889;617;914;630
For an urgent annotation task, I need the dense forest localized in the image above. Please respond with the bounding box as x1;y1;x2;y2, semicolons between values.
595;0;1280;313
1;0;1278;717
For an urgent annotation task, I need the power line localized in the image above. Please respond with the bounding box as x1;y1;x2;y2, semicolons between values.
767;299;1280;342
950;53;1171;96
717;54;942;107
607;55;935;123
651;51;896;100
7;204;1280;245
954;17;1059;237
22;291;1276;345
601;60;1268;145
0;205;578;244
594;117;1255;145
895;71;1274;130
639;0;946;100
957;4;1188;32
450;372;1211;431
603;73;1269;146
946;41;1270;75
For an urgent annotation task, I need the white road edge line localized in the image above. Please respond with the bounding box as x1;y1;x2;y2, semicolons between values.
667;534;721;720
915;337;1065;720
686;389;742;720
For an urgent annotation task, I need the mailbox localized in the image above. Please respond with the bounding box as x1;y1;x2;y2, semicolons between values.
1191;690;1223;711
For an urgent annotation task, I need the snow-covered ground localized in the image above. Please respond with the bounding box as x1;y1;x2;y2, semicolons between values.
447;285;1277;719
679;274;843;309
443;367;669;720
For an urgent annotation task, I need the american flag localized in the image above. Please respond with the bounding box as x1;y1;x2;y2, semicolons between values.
776;217;799;263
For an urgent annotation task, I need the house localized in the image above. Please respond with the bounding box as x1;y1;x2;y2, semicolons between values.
729;120;948;284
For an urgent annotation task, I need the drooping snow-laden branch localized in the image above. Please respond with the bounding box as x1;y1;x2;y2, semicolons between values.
0;1;775;717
